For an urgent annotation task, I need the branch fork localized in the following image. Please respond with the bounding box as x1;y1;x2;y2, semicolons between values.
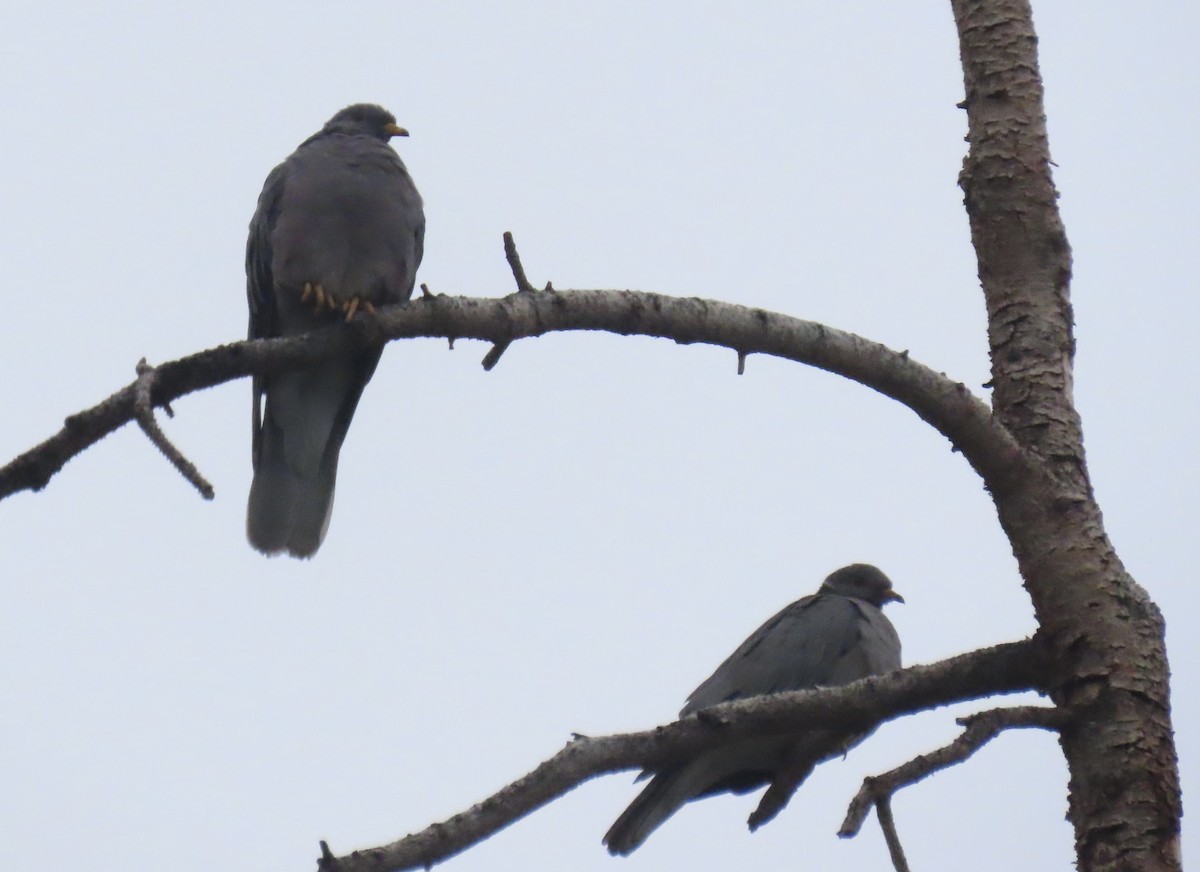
480;231;555;370
838;704;1070;872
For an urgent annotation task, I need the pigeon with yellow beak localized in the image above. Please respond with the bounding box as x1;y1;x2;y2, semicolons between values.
246;104;424;558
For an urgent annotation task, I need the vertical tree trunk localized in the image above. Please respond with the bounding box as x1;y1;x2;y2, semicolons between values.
950;2;1181;869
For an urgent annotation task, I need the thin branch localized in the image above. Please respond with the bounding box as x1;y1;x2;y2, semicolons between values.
838;704;1068;840
1;282;1032;503
875;796;910;872
132;358;214;499
316;641;1041;872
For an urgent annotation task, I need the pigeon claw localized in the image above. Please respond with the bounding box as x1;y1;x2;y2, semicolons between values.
301;282;330;312
340;296;377;321
301;284;377;321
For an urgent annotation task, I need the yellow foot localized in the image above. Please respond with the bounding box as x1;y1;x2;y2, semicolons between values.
299;282;342;314
301;284;377;320
301;282;331;312
340;297;378;322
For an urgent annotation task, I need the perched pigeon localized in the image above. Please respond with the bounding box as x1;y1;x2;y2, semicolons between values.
246;104;424;558
604;563;903;856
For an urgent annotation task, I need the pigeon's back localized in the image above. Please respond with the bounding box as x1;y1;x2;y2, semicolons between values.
685;593;900;714
270;132;423;321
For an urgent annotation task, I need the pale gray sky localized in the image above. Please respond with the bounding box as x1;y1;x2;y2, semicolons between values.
2;3;1195;871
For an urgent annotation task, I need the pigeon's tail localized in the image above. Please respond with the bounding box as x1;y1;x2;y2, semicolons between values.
609;753;748;863
246;437;338;559
605;737;801;856
246;362;364;559
604;766;700;857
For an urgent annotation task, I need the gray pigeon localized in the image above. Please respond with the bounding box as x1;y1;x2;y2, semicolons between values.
603;563;903;856
246;104;424;558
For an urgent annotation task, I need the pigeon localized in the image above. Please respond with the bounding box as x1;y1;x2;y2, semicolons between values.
245;104;424;558
603;563;903;856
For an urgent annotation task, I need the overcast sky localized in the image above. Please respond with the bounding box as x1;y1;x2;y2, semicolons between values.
2;3;1196;871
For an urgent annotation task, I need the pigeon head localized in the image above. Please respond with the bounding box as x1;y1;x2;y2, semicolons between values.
321;103;409;140
819;563;904;607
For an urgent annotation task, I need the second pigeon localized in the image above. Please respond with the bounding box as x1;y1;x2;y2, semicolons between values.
604;563;903;855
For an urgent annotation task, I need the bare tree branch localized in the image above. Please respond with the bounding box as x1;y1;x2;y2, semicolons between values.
838;704;1068;840
315;640;1041;872
0;275;1031;503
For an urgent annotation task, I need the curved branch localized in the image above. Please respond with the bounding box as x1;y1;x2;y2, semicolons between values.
317;640;1042;872
0;284;1030;503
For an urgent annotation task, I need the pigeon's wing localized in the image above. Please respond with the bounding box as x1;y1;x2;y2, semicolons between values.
410;193;426;284
827;597;901;684
246;160;288;463
683;594;897;715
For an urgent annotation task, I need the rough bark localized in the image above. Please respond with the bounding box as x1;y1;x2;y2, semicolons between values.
951;1;1180;869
